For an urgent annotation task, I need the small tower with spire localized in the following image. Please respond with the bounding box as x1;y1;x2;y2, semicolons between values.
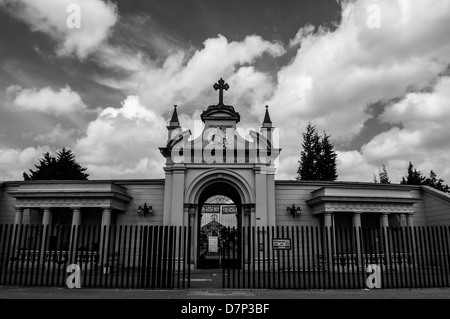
167;105;180;140
261;105;274;146
262;105;272;128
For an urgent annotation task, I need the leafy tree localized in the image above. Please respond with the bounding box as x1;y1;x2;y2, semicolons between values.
23;147;89;180
297;123;338;181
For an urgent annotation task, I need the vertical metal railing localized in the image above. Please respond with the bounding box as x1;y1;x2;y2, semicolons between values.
1;224;449;289
220;225;450;289
0;224;191;289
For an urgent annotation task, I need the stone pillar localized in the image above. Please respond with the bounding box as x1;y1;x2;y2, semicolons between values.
163;169;173;225
255;169;268;228
266;170;276;227
188;205;196;268
406;214;414;227
70;207;82;262
405;214;416;265
42;208;52;226
352;212;362;228
353;212;362;268
243;205;251;228
14;207;23;225
250;205;256;228
324;213;333;228
41;207;52;265
72;207;81;226
381;213;390;268
100;208;112;266
381;213;389;228
324;213;333;265
101;208;111;228
170;167;186;226
242;205;252;264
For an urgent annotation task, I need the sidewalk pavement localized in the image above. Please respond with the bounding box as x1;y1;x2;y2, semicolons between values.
0;286;449;299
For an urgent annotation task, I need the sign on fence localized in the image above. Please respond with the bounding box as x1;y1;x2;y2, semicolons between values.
272;238;291;250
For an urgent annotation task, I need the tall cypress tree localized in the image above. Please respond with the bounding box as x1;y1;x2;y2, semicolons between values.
297;123;319;180
318;132;338;181
297;124;338;181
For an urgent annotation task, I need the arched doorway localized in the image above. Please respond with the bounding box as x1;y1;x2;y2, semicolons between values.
197;182;242;269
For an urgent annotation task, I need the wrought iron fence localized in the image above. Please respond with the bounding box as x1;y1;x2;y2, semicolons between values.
221;226;450;289
1;224;449;289
0;224;191;289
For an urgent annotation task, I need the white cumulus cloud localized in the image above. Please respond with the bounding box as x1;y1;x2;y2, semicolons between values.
74;96;167;179
0;0;118;59
7;85;87;116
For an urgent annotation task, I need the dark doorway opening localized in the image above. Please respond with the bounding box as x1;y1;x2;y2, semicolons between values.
197;182;241;269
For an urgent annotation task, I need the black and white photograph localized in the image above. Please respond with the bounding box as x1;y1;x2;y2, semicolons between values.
0;0;449;314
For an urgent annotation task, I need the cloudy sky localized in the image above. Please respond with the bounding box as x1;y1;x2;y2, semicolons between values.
0;0;450;184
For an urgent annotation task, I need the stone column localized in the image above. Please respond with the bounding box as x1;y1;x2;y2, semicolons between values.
14;207;23;225
243;205;251;228
42;208;52;226
188;205;196;269
324;213;333;266
406;214;414;227
324;213;333;227
100;208;112;267
254;169;268;228
352;212;362;268
242;205;252;264
266;171;276;227
381;213;390;268
163;169;173;225
381;213;389;228
72;207;81;226
170;167;186;226
70;207;82;262
41;207;52;265
250;205;256;228
405;214;416;266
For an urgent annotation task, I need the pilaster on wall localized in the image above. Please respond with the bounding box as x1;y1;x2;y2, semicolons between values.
255;167;276;228
254;169;267;227
170;166;186;226
266;170;276;227
163;169;173;225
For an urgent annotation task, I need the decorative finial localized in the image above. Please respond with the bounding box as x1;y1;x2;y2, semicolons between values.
213;78;229;105
263;105;272;127
170;104;179;124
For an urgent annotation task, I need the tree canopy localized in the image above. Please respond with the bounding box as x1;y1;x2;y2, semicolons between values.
23;148;89;181
374;163;391;184
400;162;449;193
296;123;338;181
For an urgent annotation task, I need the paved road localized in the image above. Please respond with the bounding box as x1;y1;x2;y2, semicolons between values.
0;286;449;299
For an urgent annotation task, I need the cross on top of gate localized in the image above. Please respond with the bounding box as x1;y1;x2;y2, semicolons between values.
213;78;229;105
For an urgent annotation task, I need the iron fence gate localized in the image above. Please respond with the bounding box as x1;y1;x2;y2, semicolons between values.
1;223;450;289
0;224;192;289
222;226;450;289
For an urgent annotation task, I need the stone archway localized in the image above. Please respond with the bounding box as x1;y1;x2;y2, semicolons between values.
197;181;242;269
184;169;255;269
